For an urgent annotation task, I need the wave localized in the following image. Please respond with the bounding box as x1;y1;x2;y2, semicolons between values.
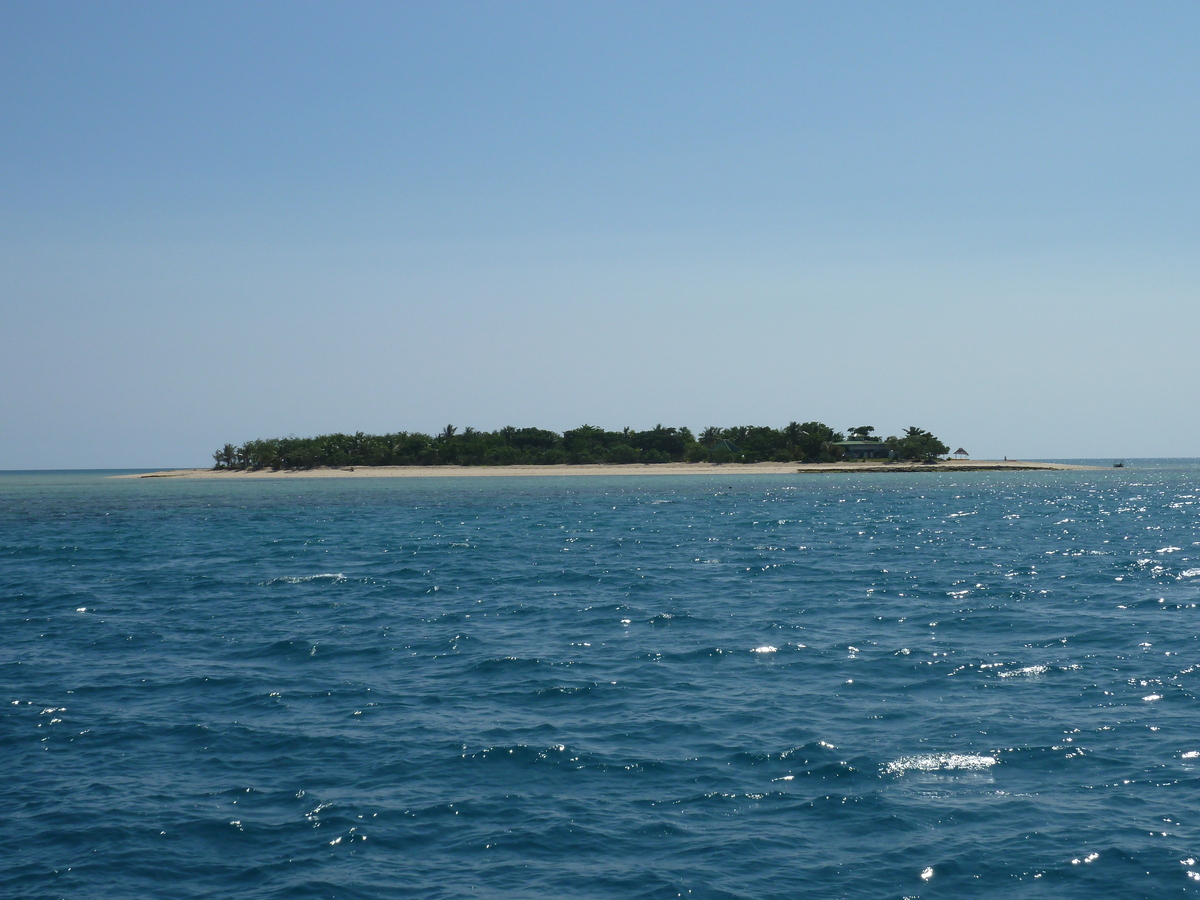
884;753;997;775
265;573;348;585
998;665;1049;678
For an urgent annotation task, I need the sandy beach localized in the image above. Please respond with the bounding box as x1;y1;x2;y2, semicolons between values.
114;460;1103;480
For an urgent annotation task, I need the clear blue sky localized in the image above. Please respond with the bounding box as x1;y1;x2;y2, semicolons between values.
3;1;1198;467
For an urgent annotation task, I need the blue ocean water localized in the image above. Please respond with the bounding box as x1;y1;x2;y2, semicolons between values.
4;464;1200;899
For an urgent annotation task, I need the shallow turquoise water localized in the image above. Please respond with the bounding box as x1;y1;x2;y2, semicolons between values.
4;464;1200;898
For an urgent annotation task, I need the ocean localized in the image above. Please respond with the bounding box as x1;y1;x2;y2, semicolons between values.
3;463;1200;898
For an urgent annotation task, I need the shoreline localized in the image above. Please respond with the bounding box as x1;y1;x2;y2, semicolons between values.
113;460;1105;480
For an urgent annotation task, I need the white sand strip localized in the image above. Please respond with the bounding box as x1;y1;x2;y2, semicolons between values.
112;460;1103;480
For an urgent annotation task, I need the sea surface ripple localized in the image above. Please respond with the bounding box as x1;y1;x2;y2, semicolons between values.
4;464;1200;898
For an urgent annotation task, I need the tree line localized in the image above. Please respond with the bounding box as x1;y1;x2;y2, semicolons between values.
212;423;950;470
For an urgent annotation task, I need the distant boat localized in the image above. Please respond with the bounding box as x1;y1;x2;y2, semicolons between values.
1113;461;1125;468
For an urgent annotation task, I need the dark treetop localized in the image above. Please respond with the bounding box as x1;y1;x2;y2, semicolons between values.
212;424;950;470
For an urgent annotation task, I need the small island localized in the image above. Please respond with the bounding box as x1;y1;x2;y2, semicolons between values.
115;423;1103;478
207;423;956;470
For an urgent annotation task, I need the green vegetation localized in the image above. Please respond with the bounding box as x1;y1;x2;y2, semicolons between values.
211;422;951;470
886;426;950;462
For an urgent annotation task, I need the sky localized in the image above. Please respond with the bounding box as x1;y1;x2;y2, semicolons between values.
2;1;1198;467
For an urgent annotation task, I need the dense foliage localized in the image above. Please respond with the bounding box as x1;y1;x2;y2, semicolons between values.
211;422;950;470
885;427;951;462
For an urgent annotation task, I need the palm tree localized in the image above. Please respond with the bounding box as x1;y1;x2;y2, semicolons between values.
723;425;749;444
784;421;801;444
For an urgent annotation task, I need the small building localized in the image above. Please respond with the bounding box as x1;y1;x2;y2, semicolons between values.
953;448;969;459
832;440;891;460
709;439;740;453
